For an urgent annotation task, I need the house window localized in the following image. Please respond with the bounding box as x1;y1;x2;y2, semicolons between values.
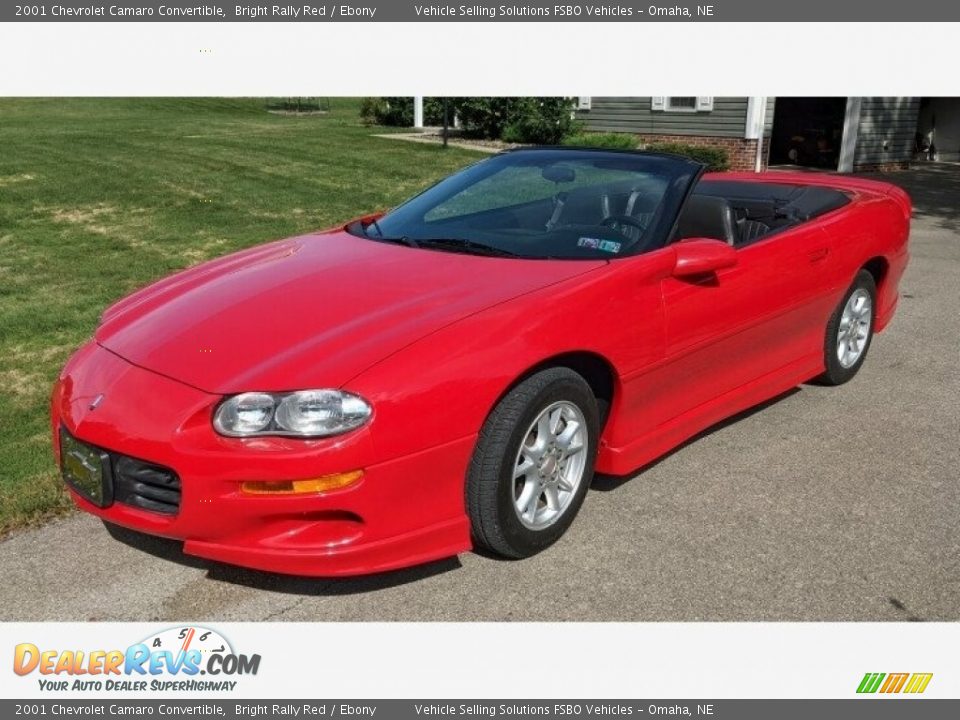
652;97;715;112
668;97;698;111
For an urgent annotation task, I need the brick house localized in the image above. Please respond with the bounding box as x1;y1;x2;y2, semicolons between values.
576;97;930;173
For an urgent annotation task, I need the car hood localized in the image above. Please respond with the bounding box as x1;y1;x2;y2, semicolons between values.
96;229;606;394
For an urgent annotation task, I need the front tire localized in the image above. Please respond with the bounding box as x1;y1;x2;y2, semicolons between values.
467;368;599;559
819;270;876;386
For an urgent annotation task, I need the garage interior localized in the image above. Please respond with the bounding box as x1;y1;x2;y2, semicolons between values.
769;97;848;170
917;97;960;163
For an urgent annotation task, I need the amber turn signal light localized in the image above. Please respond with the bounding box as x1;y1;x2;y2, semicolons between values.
240;470;363;496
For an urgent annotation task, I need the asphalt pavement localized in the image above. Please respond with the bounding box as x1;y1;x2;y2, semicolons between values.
1;165;957;622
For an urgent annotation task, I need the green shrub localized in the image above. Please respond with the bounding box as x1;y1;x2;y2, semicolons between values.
360;97;456;127
447;97;512;139
561;132;638;150
643;141;730;171
359;97;578;143
500;98;579;145
358;97;380;124
424;98;449;126
449;97;577;143
359;97;412;126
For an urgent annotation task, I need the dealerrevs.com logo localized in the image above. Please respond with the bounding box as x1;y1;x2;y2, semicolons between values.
13;626;261;693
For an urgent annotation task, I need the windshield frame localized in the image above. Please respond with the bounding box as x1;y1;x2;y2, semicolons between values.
348;147;705;261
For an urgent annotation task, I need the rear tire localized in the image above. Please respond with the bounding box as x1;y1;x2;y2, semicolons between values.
466;368;599;559
819;270;876;386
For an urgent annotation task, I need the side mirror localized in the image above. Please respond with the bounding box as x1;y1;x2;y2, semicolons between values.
672;238;738;277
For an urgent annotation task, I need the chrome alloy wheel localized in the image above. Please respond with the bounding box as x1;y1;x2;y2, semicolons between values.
837;288;872;368
512;401;588;530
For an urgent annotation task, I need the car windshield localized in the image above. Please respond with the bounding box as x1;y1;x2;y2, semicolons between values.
348;149;703;259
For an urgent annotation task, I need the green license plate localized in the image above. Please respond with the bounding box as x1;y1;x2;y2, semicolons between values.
59;429;112;507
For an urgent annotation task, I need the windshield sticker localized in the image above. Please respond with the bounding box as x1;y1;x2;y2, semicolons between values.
599;240;622;253
578;237;621;253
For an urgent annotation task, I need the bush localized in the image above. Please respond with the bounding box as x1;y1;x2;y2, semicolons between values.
561;132;638;150
359;97;579;144
424;98;449;126
358;97;379;124
500;98;579;145
448;97;577;143
643;141;730;171
446;97;512;139
360;97;456;127
359;97;412;126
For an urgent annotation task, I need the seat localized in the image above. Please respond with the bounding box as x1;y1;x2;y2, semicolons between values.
737;218;771;244
675;195;738;245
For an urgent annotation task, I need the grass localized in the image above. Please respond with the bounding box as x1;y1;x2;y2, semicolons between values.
0;97;483;534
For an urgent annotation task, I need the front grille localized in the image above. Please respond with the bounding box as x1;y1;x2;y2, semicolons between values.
112;454;181;515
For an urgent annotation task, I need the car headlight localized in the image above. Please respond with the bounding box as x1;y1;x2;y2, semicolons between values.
213;390;372;438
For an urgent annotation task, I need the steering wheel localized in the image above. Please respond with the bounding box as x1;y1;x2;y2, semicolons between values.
600;214;646;242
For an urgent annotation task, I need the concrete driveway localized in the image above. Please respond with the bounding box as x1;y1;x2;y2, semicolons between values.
1;165;957;622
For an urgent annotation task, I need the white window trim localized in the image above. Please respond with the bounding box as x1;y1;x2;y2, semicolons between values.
653;96;714;113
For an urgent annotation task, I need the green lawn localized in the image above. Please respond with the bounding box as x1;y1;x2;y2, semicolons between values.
0;97;483;534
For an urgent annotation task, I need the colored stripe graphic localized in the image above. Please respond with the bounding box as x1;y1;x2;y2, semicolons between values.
857;672;933;694
880;673;909;693
903;673;934;694
857;673;885;693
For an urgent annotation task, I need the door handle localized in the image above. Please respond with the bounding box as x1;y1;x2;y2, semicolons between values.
808;247;830;264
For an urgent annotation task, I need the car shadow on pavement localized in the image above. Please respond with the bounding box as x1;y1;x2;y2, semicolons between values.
103;521;463;595
591;387;801;492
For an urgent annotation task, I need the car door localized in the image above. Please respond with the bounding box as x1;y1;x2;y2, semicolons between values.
647;222;834;432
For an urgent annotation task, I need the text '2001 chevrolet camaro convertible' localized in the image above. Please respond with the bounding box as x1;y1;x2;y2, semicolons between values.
52;148;911;576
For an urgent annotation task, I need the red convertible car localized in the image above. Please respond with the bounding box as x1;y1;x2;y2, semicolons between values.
52;148;911;576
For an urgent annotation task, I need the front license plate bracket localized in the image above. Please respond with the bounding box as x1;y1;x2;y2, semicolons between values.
59;428;114;508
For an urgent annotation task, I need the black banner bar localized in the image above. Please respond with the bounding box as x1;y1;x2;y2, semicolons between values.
2;700;958;719
5;1;960;23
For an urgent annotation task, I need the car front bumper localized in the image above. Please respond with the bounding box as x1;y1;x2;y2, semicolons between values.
51;341;473;576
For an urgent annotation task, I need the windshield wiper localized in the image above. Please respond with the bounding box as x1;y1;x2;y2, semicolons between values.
415;237;518;257
380;234;421;248
362;221;420;248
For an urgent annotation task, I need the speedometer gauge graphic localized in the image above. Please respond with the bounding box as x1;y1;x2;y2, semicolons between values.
138;626;234;659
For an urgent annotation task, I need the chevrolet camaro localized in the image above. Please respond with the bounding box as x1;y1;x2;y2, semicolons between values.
52;148;911;576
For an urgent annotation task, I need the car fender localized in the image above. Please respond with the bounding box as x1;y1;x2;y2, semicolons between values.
345;253;673;467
